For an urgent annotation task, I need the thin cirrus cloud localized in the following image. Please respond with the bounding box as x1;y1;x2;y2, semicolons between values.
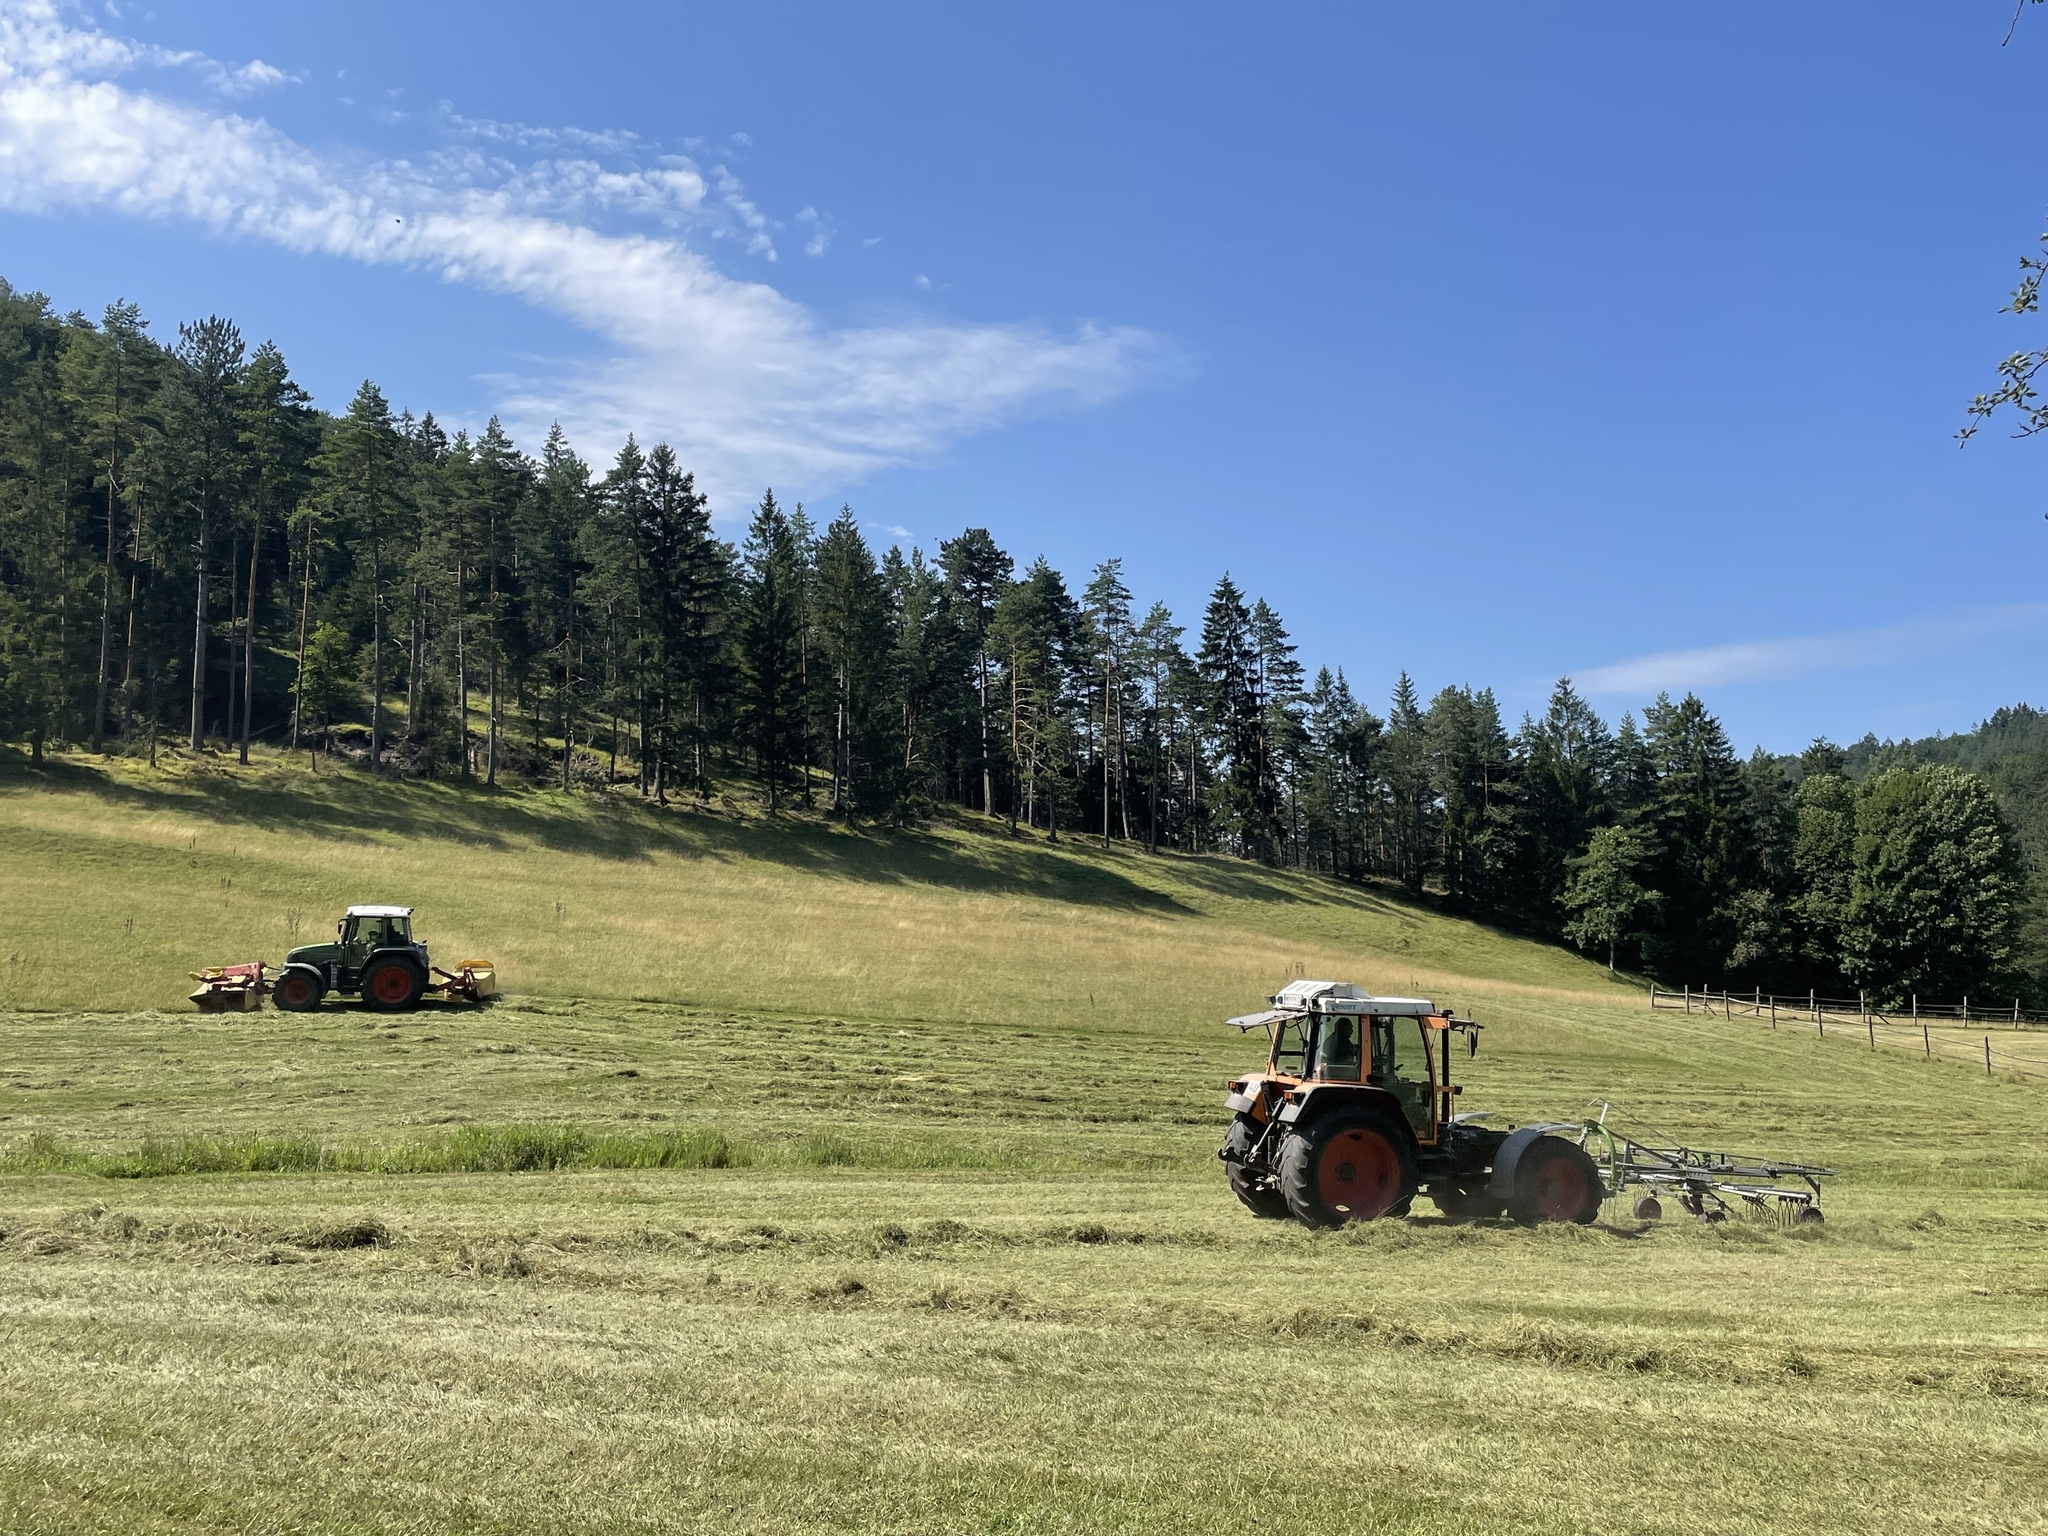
1572;607;2048;697
0;0;1162;504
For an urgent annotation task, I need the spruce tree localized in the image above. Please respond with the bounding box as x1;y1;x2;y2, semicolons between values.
736;490;806;808
309;380;403;769
939;528;1013;815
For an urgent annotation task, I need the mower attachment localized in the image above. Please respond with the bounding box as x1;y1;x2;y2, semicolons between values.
429;961;500;1004
188;962;270;1013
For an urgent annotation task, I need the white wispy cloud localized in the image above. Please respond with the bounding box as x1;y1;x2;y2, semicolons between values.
1573;607;2048;696
0;1;1160;503
795;204;831;258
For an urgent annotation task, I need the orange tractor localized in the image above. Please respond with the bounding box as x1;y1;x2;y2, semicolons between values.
1219;980;1834;1227
1219;980;1603;1226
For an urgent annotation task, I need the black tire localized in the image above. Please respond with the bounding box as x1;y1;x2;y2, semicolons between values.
1507;1138;1603;1226
1434;1184;1507;1223
361;955;426;1013
1278;1107;1417;1228
272;966;325;1013
1222;1117;1289;1220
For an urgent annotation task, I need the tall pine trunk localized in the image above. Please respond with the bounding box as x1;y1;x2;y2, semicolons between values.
291;514;313;751
239;510;259;764
188;504;209;751
93;464;116;753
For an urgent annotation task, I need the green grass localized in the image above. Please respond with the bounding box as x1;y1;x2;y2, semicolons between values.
1;750;2045;1534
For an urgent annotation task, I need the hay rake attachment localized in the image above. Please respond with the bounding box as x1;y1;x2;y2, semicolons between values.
1577;1104;1834;1224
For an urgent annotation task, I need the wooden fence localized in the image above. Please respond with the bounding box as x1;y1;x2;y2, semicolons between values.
1649;984;2048;1084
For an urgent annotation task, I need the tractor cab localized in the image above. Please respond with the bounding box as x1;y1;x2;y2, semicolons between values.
1253;982;1458;1143
339;907;414;969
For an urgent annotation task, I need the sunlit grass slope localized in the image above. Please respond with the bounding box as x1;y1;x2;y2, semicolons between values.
0;748;1623;1020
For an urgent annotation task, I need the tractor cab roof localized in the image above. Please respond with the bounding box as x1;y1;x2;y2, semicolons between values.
1227;979;1438;1031
345;905;415;919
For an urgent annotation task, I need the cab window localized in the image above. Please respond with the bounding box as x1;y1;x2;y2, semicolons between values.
1272;1018;1310;1076
1311;1014;1362;1081
342;916;406;949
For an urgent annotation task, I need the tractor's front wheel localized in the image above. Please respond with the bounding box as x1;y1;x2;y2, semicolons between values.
1508;1138;1604;1226
1222;1116;1289;1220
1278;1108;1416;1227
362;956;426;1012
272;966;325;1013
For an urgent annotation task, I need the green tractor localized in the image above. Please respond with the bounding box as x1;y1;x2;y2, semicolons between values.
266;905;496;1013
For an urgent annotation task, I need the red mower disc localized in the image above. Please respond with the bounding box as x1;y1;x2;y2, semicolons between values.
369;964;416;1005
1530;1155;1592;1222
1315;1125;1403;1220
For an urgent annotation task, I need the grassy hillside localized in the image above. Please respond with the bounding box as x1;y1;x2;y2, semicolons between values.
1;748;2044;1535
0;749;1621;1021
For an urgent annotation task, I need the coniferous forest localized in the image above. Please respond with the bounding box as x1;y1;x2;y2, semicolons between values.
2;280;2041;1002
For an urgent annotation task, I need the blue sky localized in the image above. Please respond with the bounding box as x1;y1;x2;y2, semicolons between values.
1;0;2041;754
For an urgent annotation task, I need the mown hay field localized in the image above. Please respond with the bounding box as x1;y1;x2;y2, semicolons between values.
1;753;2044;1535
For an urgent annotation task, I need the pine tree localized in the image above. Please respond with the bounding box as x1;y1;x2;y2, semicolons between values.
939;528;1013;815
1386;671;1431;891
814;507;889;814
1083;558;1135;844
310;380;404;770
1516;678;1612;928
234;342;315;764
736;490;806;808
1197;574;1268;859
165;316;247;751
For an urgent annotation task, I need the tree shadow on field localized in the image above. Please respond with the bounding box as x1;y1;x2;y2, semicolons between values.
4;757;1213;914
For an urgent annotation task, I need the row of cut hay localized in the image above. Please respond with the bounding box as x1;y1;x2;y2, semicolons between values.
0;1123;1119;1178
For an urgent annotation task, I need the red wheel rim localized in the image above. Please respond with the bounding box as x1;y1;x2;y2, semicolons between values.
369;966;413;1004
278;977;312;1006
1532;1156;1590;1221
1315;1127;1401;1220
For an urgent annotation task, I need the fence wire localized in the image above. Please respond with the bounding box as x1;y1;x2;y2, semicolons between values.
1649;985;2048;1083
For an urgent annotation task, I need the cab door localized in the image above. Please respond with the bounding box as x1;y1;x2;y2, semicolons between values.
1369;1015;1438;1144
339;917;374;986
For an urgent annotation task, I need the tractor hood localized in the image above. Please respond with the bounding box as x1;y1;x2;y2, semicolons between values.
285;941;341;968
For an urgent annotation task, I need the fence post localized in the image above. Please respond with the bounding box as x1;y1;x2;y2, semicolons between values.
1860;991;1867;1023
1868;1016;1875;1050
1818;1014;1824;1039
1724;991;1731;1020
1683;984;1690;1012
2015;999;2022;1029
1922;1022;1930;1057
1649;984;1657;1008
1911;993;1917;1020
1963;996;1970;1024
1754;987;1761;1015
1770;998;1777;1030
1810;989;1817;1024
1985;1036;1993;1075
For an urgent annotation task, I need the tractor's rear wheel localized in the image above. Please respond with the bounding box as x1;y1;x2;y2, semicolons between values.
362;956;425;1012
1278;1108;1416;1227
1223;1116;1288;1220
272;967;325;1013
1508;1138;1604;1226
